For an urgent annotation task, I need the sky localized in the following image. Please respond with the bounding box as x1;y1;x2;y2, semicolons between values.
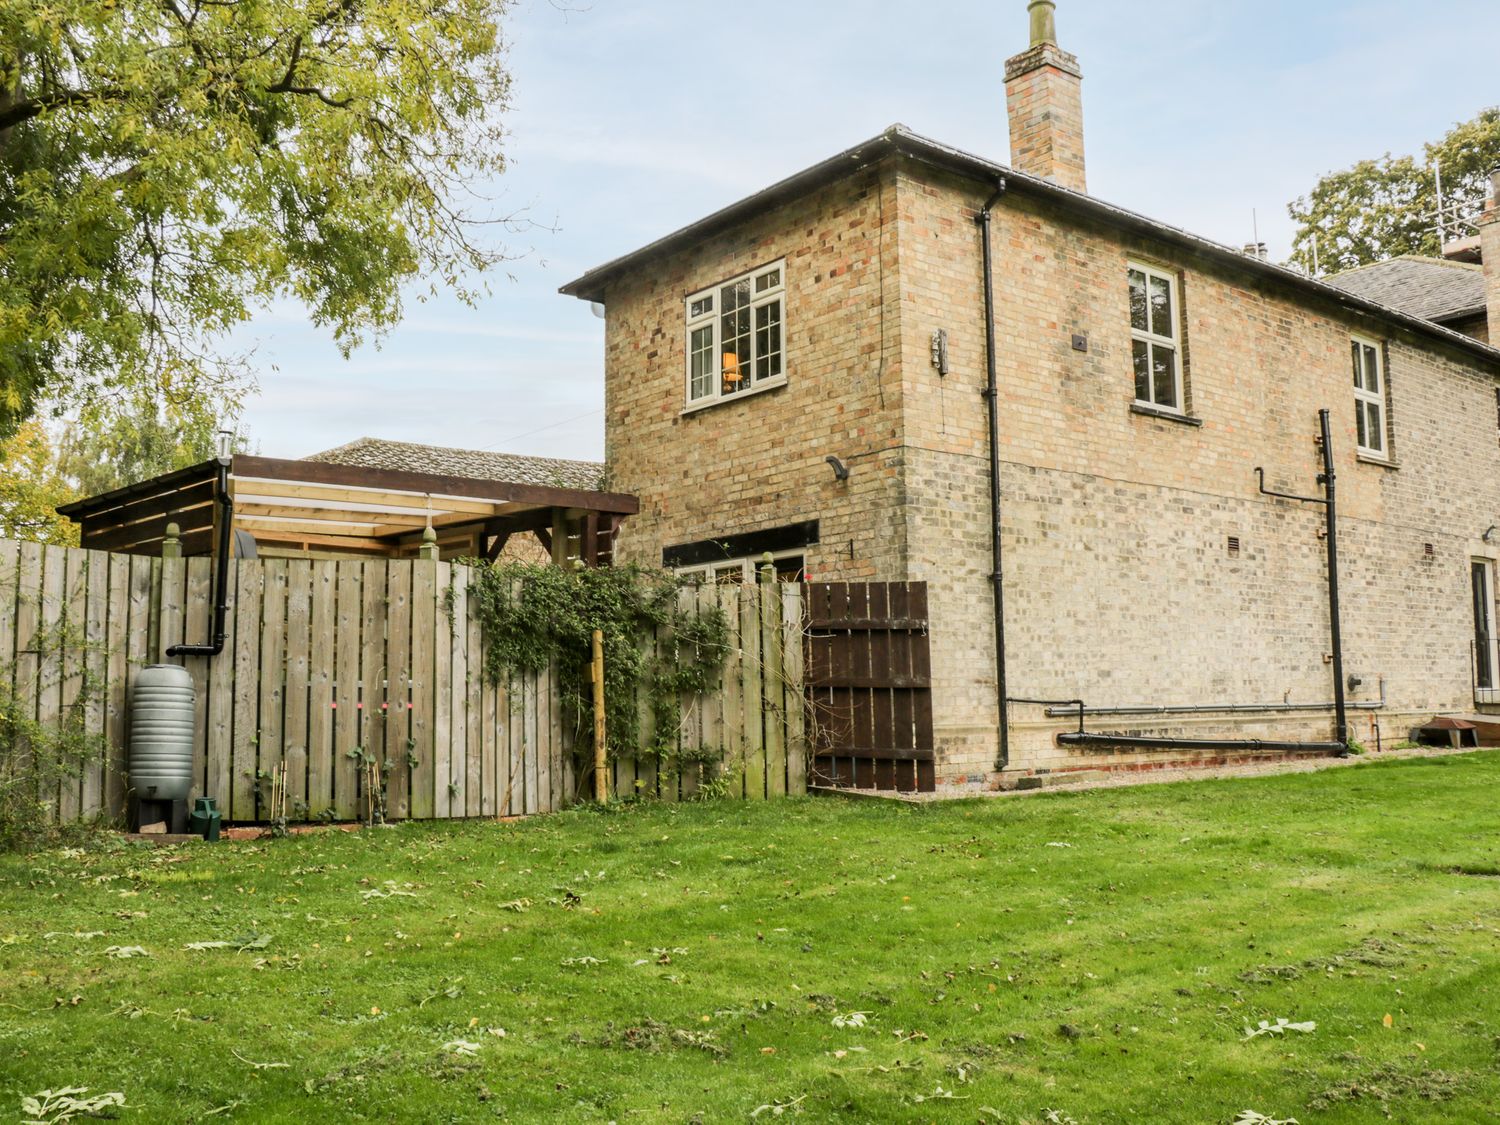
232;0;1500;463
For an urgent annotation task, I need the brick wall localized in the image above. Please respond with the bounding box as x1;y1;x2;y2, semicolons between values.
897;164;1500;781
597;155;1500;787
602;163;909;584
1481;170;1500;344
1004;44;1086;193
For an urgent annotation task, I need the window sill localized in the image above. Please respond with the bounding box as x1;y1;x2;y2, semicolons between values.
1130;402;1203;427
1356;452;1399;470
681;376;788;416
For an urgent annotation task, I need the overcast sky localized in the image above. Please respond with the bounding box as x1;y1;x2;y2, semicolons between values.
233;0;1500;463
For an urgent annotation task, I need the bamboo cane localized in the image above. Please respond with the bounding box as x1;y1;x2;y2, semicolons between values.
591;629;607;802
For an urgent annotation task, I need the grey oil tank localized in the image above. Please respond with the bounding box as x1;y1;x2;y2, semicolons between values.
128;664;196;800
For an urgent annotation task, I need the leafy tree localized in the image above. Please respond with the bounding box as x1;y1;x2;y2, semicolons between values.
1288;108;1500;275
0;421;79;545
0;0;514;441
57;387;249;498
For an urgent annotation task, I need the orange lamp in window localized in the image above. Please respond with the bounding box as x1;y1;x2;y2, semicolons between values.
721;351;743;390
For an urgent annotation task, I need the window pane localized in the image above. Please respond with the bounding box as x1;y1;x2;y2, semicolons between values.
1149;273;1173;339
1355;399;1367;448
690;295;713;319
1152;344;1177;409
721;281;752;395
714;565;744;585
1363;344;1380;392
1133;339;1150;401
1364;402;1383;452
1351;340;1362;388
1128;269;1148;332
755;300;782;381
690;325;715;400
755;268;780;293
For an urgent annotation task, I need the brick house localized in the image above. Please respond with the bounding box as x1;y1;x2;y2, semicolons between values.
561;1;1500;786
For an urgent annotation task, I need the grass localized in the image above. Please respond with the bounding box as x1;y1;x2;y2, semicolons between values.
3;754;1500;1124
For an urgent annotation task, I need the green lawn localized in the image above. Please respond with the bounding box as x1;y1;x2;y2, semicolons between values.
4;755;1500;1124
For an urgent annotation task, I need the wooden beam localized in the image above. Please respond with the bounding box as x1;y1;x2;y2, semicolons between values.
231;454;640;515
232;477;511;517
485;531;512;562
234;514;388;539
583;512;599;567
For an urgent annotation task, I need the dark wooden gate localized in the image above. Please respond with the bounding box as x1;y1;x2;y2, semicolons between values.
803;582;934;792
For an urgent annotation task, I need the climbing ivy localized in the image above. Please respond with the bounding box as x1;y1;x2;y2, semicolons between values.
464;563;730;770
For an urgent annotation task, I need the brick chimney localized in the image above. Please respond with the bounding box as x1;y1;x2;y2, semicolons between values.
1004;0;1087;193
1481;167;1500;343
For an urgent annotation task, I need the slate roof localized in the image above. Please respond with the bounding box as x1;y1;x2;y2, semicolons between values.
1323;256;1488;325
561;124;1500;366
306;437;606;491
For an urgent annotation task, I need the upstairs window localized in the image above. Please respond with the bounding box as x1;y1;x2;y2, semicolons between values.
1128;263;1183;412
1351;335;1386;456
685;261;786;407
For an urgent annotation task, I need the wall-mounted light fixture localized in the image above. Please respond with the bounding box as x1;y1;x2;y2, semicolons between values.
1485;525;1497;542
825;455;849;481
930;329;949;375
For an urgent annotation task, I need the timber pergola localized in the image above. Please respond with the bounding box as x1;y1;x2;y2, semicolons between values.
57;454;638;565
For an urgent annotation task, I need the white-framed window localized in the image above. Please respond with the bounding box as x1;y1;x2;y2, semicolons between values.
1351;335;1386;457
1128;263;1183;412
675;550;805;585
685;260;786;407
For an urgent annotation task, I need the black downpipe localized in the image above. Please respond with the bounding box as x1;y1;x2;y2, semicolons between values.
1317;408;1350;747
976;178;1009;771
1253;409;1348;751
167;456;234;658
1034;409;1352;758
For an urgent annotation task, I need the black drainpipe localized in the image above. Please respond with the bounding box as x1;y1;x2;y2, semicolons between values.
1050;409;1351;758
167;456;234;658
1253;408;1348;751
976;178;1010;771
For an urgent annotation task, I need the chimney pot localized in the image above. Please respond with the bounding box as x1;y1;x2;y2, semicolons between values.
1028;0;1057;46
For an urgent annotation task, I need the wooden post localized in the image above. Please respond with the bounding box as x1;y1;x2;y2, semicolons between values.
591;628;607;801
161;523;182;559
417;526;439;561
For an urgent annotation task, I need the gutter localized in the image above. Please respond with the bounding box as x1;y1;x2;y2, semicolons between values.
976;178;1011;772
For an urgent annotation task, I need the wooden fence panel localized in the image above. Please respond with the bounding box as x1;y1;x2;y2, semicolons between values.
804;581;932;793
230;560;263;822
283;560;312;817
332;561;361;819
180;557;212;806
258;560;289;821
409;560;437;820
1;541;809;824
306;560;336;817
386;560;413;818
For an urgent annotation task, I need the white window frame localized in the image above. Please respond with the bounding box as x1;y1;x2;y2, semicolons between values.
684;259;787;410
1351;334;1387;457
675;548;805;585
1127;262;1184;413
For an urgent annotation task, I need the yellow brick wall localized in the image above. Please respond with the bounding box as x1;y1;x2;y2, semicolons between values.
898;163;1500;780
596;155;1500;787
602;163;909;584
